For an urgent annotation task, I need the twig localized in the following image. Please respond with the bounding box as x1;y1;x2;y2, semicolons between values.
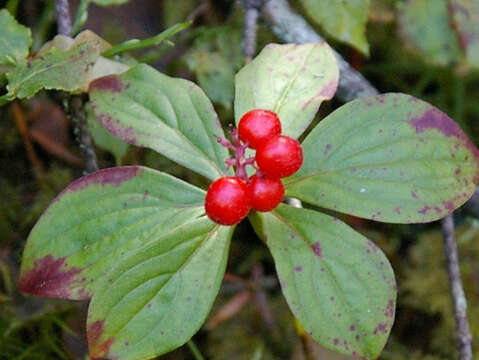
240;0;262;63
261;0;378;102
53;0;99;174
54;0;72;36
441;215;473;360
186;2;210;23
29;127;84;168
102;22;191;58
11;102;45;175
220;276;277;294
68;96;99;174
205;290;251;329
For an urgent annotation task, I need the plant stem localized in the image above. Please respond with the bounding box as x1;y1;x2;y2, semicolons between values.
441;215;473;360
53;0;99;174
6;0;20;16
216;129;253;181
69;96;99;174
102;22;192;58
54;0;72;36
187;340;205;360
240;0;262;63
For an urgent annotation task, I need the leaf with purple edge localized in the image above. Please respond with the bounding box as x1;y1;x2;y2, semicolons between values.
286;93;479;223
18;166;206;300
234;43;339;139
249;204;396;359
89;64;231;181
86;218;233;360
86;104;129;165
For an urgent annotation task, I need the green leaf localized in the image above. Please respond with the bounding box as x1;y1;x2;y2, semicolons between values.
5;41;100;100
0;9;32;66
449;0;479;67
102;22;191;58
186;50;235;108
0;95;9;106
397;0;462;66
89;64;230;181
250;204;396;359
86;104;129;164
235;43;339;139
72;0;131;35
286;93;479;223
86;219;233;360
298;0;370;54
18;166;206;300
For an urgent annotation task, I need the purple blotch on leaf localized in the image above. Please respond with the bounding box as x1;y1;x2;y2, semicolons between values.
89;75;126;93
385;299;395;318
95;113;138;146
18;255;87;299
68;166;140;192
409;107;479;165
443;201;455;212
87;320;115;359
320;79;339;98
311;242;323;258
324;144;332;156
373;323;388;335
418;205;431;214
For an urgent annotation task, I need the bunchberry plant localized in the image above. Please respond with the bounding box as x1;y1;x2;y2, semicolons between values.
8;32;479;360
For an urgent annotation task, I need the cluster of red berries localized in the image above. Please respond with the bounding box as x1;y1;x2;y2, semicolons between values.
205;109;303;225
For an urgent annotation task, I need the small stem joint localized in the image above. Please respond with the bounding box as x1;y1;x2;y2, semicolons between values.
216;128;255;181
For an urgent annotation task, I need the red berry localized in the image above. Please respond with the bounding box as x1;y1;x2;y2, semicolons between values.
248;175;284;212
238;109;281;149
205;177;251;225
256;136;303;179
